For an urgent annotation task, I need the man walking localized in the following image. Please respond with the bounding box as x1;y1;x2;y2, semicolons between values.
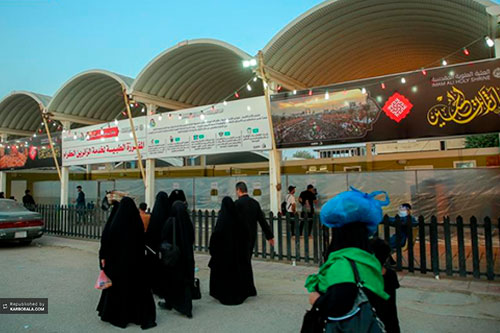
298;184;318;236
22;189;36;211
285;185;298;235
234;181;274;296
76;185;86;223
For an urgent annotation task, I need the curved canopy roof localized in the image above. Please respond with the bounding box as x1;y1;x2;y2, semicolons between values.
0;91;50;137
47;70;135;125
262;0;498;89
131;39;263;109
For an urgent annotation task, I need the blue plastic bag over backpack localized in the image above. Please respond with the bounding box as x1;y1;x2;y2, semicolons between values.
320;186;390;234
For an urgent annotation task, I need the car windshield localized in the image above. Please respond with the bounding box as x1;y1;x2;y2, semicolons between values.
0;200;28;212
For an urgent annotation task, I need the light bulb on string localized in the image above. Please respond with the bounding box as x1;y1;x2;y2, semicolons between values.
486;36;495;47
234;91;240;98
178;114;182;120
200;112;205;120
441;59;447;66
115;137;119;142
277;85;282;92
381;82;386;89
223;101;227;106
463;48;470;56
324;91;329;100
33;133;37;138
246;84;252;91
114;119;118;125
421;69;427;76
158;114;163;121
100;129;104;135
293;90;297;95
141;107;145;113
401;77;406;84
361;87;366;94
253;77;258;82
308;89;313;96
73;135;77;140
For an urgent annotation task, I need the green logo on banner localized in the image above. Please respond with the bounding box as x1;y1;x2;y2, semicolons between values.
199;134;205;139
175;137;180;142
224;132;230;136
252;128;259;133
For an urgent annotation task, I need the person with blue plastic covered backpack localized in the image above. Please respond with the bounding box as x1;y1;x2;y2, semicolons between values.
301;187;391;333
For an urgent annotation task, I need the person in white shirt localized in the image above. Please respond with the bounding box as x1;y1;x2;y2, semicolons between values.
286;185;298;236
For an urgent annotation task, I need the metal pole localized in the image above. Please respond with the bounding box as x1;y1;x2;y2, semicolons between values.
122;89;147;187
40;107;62;180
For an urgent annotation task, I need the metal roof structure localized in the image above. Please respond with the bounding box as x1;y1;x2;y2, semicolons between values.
262;0;499;90
131;39;263;109
1;0;499;138
0;91;50;137
47;69;135;126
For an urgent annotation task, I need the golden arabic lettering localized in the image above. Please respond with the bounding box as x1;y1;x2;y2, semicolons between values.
427;86;500;127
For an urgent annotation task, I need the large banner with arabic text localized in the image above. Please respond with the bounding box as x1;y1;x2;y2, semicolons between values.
0;134;61;170
271;58;500;148
62;118;146;166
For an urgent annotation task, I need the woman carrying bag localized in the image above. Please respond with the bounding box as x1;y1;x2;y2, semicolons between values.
302;187;391;333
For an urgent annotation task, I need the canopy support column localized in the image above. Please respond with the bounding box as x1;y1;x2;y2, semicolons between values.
0;134;7;194
258;51;282;251
60;121;71;205
145;104;157;209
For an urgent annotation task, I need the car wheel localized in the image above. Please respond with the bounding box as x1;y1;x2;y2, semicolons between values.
19;239;32;246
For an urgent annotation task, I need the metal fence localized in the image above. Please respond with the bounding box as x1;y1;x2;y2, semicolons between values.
35;204;500;280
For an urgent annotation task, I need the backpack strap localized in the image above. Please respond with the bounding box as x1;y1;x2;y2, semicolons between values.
347;258;363;288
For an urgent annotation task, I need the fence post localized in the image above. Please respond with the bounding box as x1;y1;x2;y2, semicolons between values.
406;215;414;273
304;215;310;263
269;212;275;260
204;210;209;253
418;215;426;274
277;213;283;260
395;216;402;271
197;210;203;251
430;216;439;278
262;215;267;259
294;213;300;263
444;216;452;277
285;213;291;261
470;216;480;279
456;216;466;277
383;215;390;242
484;217;494;281
313;214;319;264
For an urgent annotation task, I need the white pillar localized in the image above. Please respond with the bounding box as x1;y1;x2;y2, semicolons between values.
60;121;71;205
200;155;206;167
269;149;282;215
145;159;155;209
495;38;500;58
0;133;8;194
145;104;157;209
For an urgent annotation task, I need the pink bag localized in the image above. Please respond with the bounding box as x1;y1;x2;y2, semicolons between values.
94;270;112;290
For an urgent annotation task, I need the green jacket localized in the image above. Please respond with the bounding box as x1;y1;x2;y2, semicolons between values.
305;247;389;300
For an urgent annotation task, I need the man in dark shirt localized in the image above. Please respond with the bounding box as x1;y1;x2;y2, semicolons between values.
235;182;274;249
76;186;86;223
234;181;274;297
298;184;318;236
22;189;36;210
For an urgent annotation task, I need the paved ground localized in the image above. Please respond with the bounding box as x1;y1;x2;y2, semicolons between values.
1;236;500;333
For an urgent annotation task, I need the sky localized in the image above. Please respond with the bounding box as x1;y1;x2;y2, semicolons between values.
0;0;323;98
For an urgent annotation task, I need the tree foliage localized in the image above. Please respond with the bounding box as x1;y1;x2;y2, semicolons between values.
292;150;314;159
465;134;499;148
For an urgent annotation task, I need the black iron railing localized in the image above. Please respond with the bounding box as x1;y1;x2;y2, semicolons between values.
34;204;500;280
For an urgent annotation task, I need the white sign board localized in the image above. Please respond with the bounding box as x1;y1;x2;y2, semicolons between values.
146;96;271;159
62;118;147;166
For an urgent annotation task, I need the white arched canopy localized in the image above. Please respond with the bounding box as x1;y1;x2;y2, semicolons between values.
131;39;263;109
263;0;498;89
48;70;136;125
0;91;50;137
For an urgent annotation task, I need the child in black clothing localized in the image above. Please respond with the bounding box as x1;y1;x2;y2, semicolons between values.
370;238;401;333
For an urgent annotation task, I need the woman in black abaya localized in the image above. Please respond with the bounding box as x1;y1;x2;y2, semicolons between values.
209;196;252;305
168;189;188;207
157;200;195;318
96;197;156;329
144;191;171;295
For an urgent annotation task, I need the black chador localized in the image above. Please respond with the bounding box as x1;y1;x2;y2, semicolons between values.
158;201;195;318
96;197;156;330
209;196;255;305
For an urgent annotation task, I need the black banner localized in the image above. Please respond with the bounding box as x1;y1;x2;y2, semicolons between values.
271;58;500;148
0;133;61;170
